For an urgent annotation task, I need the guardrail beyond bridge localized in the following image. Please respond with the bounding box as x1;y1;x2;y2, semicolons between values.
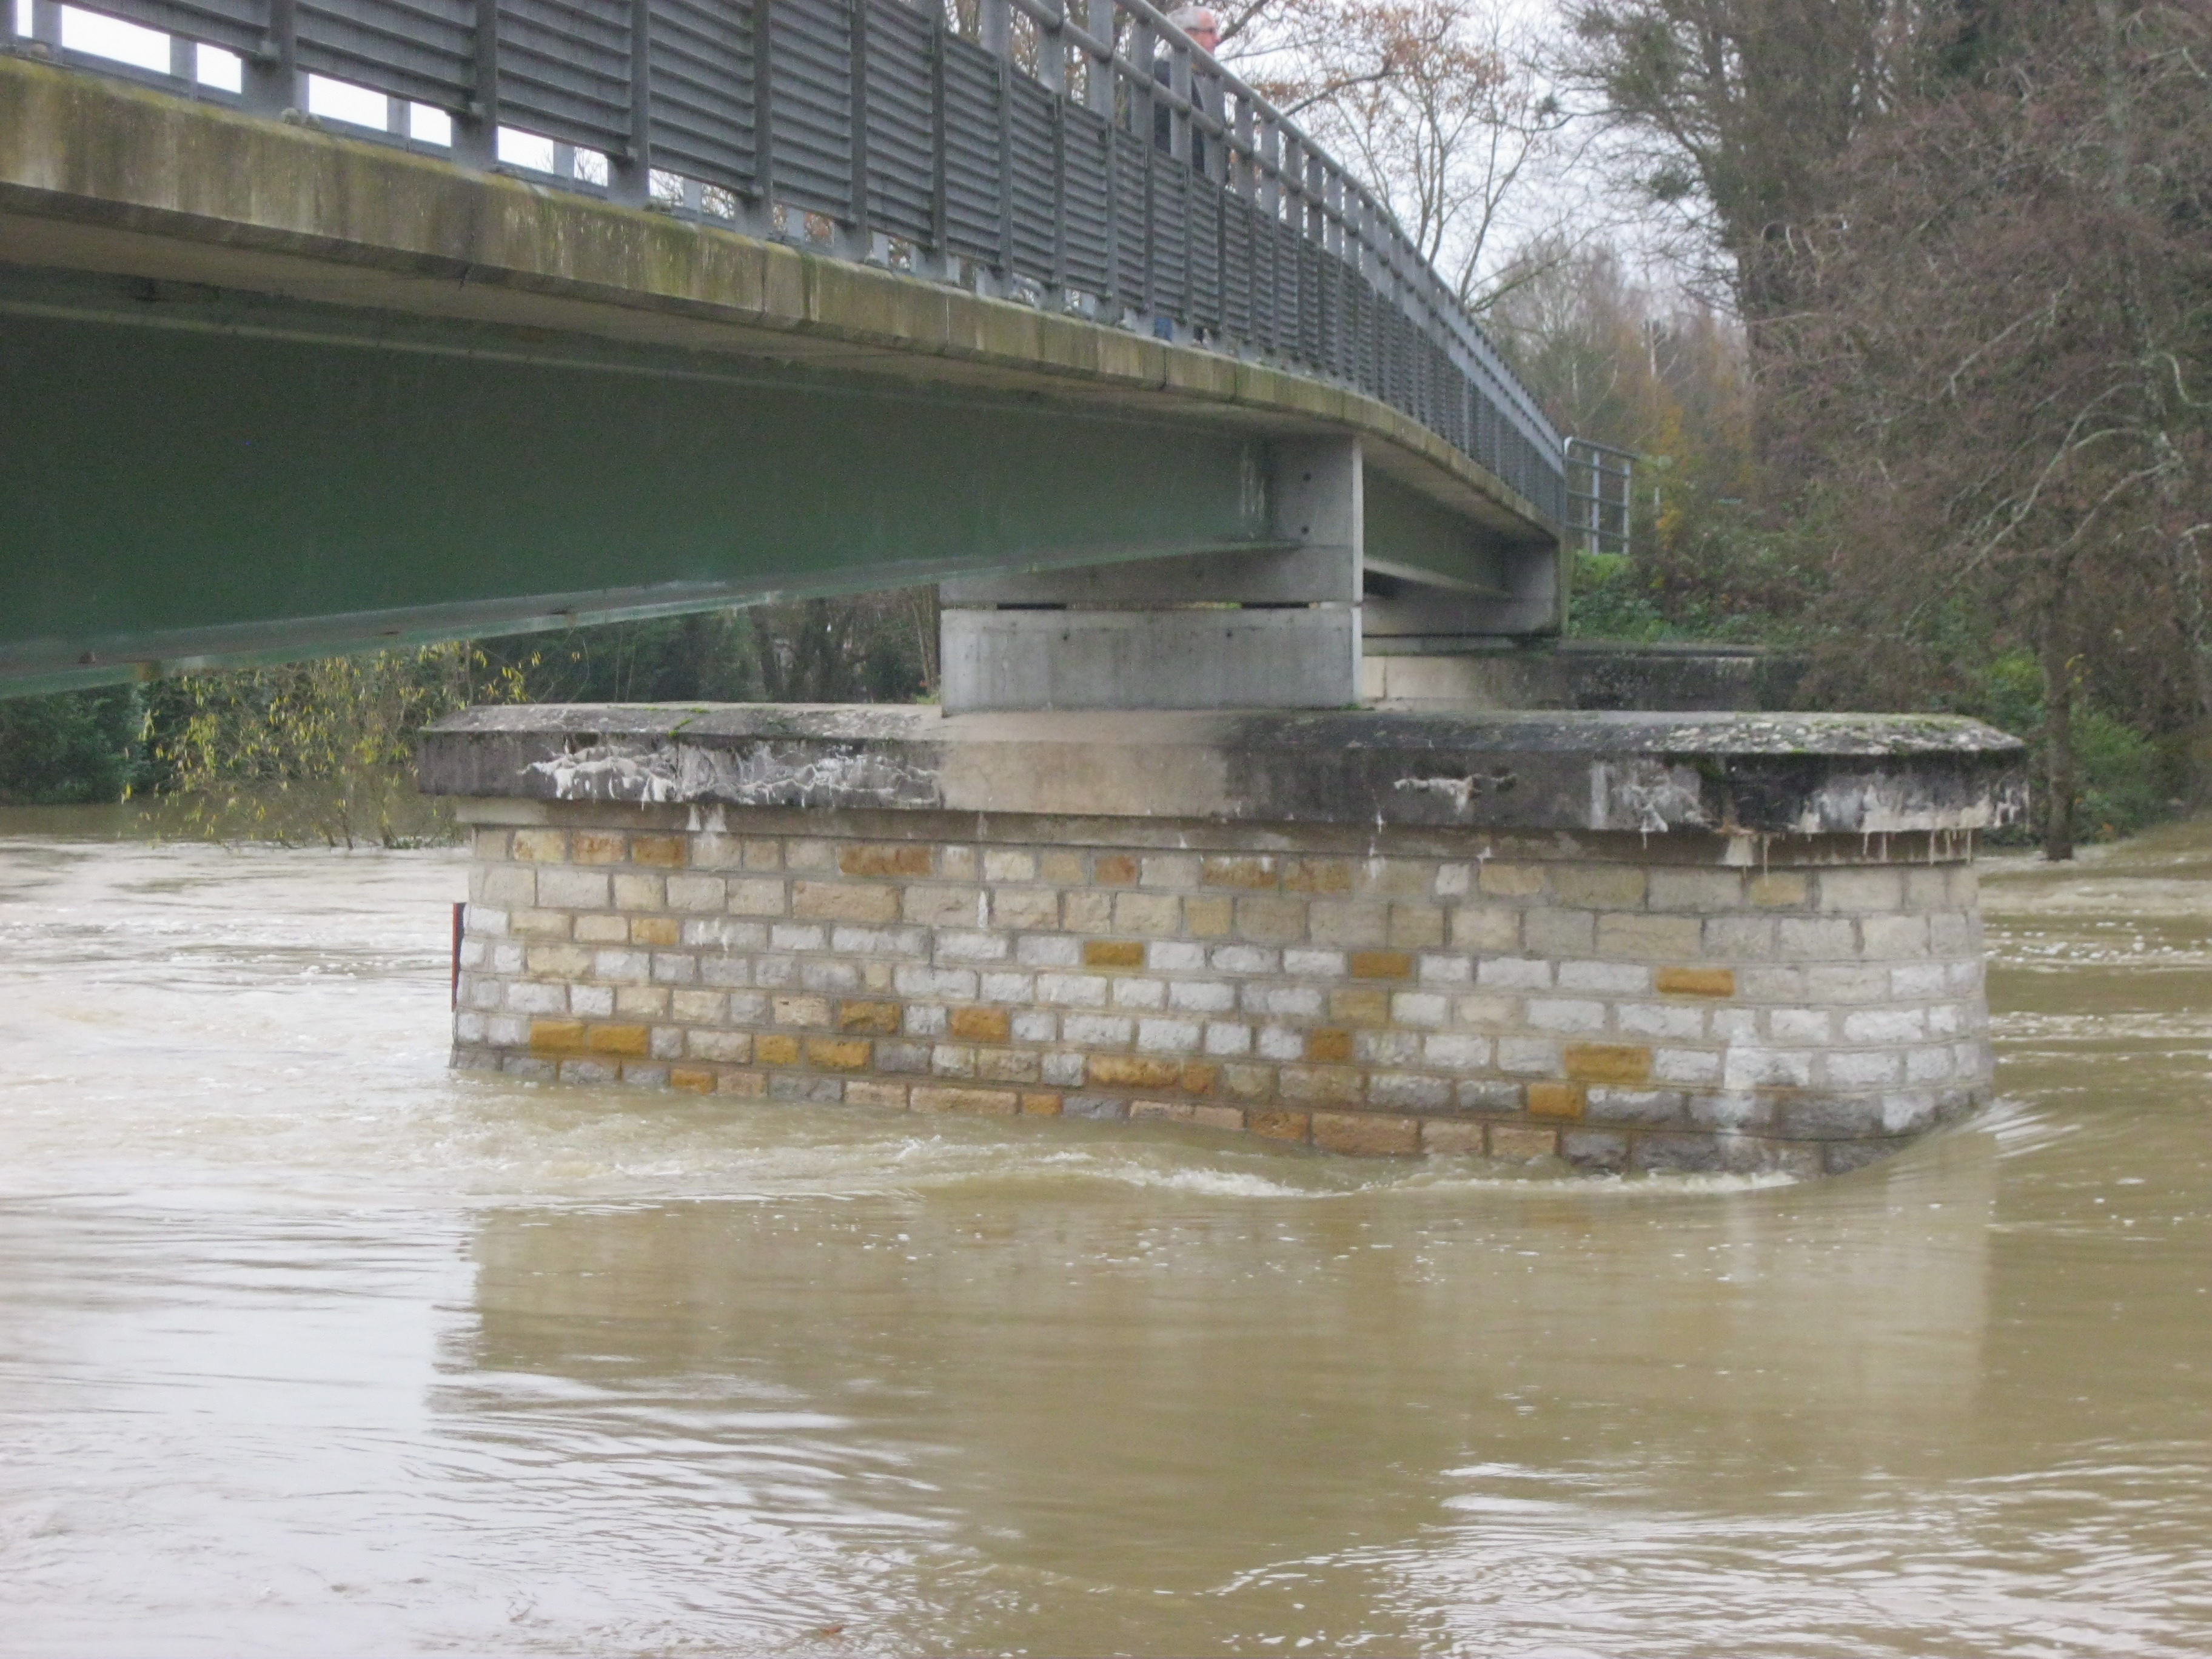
0;0;1566;696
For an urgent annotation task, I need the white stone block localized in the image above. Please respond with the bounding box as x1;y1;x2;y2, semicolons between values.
1618;1004;1702;1040
1477;957;1552;990
1169;980;1236;1013
937;929;1011;962
1557;959;1651;994
1062;1013;1133;1047
983;972;1037;1004
1136;1019;1202;1054
1423;1033;1491;1070
898;965;981;1000
1017;935;1084;968
1036;971;1107;1007
1210;945;1279;975
1525;997;1606;1033
1203;1022;1253;1056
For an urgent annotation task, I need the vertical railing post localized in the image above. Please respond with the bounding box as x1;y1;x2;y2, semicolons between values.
1038;0;1064;93
844;0;871;261
1258;112;1279;216
608;0;650;204
1093;1;1118;316
169;31;196;88
927;7;948;275
1233;92;1254;202
1085;0;1113;117
1167;35;1188;166
454;0;498;167
983;0;1011;283
1133;15;1154;320
750;0;776;233
243;0;299;116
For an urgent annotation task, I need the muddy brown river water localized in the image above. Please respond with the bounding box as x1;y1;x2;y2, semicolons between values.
0;811;2208;1657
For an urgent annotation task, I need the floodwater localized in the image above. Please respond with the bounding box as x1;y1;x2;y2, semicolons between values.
0;812;2208;1658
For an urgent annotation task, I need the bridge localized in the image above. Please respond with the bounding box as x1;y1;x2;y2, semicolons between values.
1;0;1565;709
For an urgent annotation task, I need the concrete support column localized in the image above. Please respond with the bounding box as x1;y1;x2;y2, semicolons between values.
939;436;1362;712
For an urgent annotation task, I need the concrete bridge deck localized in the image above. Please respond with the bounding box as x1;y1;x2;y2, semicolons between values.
0;42;1561;699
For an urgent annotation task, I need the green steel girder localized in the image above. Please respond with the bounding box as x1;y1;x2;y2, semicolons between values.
0;275;1273;694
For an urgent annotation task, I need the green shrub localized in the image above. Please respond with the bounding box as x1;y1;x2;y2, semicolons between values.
0;687;146;805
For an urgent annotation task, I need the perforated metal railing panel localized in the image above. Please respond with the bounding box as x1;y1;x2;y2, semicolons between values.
13;0;1563;522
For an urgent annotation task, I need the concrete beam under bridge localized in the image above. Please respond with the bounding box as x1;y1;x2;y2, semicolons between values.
0;56;1561;697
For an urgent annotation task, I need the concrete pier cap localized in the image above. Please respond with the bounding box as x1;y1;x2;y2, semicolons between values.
420;706;2026;1178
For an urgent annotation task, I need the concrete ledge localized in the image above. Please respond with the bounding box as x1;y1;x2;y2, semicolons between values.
418;705;2028;838
1363;643;1809;713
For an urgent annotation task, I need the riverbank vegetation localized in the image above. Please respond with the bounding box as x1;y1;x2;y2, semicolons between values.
6;0;2205;857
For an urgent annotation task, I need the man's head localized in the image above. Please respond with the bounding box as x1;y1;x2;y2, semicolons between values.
1168;5;1220;54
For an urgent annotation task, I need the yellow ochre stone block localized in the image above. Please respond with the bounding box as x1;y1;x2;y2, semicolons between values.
1184;896;1234;936
1248;1109;1310;1142
1094;854;1139;885
1283;859;1353;894
631;835;687;868
1478;862;1546;898
1561;1044;1652;1084
1019;1092;1064;1116
1489;1123;1560;1159
793;882;901;923
1347;950;1414;980
1304;1028;1354;1063
1180;1061;1218;1095
528;1018;586;1053
1329;988;1392;1026
913;1085;1019;1115
948;1005;1012;1042
1749;873;1811;908
572;831;627;865
755;1034;801;1067
1526;1082;1586;1119
846;1081;910;1109
1202;856;1277;889
587;1023;651;1057
511;829;566;863
1656;966;1737;998
629;917;681;947
1311;1111;1419;1156
840;1000;905;1034
806;1037;873;1070
1090;1054;1183;1090
1083;939;1146;970
669;1067;717;1094
1418;1119;1485;1156
840;843;933;877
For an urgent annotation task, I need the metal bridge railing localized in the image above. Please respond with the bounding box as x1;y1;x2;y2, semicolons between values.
1564;437;1634;560
6;0;1565;524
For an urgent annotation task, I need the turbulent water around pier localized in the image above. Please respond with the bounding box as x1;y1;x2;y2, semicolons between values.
1;811;2208;1657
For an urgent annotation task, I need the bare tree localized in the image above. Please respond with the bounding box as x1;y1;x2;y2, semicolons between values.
1241;0;1592;309
1560;0;1921;320
1769;0;2212;856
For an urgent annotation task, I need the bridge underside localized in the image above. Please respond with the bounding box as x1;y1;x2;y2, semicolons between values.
0;57;1561;699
